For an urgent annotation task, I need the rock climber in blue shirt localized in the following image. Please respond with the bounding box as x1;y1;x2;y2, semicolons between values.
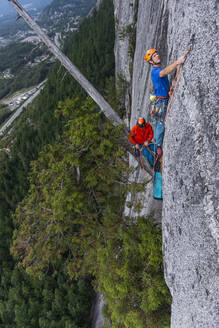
151;66;170;98
145;49;186;154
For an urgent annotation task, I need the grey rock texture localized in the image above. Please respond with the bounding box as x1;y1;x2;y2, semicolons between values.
95;0;102;10
163;1;219;327
114;0;164;220
131;0;169;126
125;0;168;219
123;155;160;219
91;293;105;328
114;0;138;125
88;0;103;16
115;0;219;327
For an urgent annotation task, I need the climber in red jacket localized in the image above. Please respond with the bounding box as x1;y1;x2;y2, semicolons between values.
129;117;155;165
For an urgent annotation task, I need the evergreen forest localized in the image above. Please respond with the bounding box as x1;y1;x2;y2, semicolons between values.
0;42;51;100
0;1;171;327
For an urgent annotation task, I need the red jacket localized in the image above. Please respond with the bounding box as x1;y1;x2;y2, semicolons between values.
129;123;153;145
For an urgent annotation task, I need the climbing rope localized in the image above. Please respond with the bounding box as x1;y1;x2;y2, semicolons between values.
164;65;182;122
139;148;153;182
138;143;157;182
164;46;192;123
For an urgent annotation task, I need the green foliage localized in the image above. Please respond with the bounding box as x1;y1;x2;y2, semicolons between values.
118;23;136;62
0;267;93;328
0;43;51;100
118;24;135;40
11;97;128;277
0;1;116;326
0;106;11;126
11;96;171;327
96;218;171;328
62;0;115;97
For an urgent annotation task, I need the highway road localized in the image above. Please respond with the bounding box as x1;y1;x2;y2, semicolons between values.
0;82;45;136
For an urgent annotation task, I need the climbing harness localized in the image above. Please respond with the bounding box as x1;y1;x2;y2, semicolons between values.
150;96;169;120
164;46;192;122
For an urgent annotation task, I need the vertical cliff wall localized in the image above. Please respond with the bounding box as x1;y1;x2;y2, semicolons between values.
163;1;218;327
115;0;218;327
114;0;138;125
92;293;105;328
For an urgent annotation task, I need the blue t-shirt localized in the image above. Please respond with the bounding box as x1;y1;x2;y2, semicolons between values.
151;67;170;97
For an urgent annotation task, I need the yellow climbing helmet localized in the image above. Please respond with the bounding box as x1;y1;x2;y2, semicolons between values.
145;48;157;62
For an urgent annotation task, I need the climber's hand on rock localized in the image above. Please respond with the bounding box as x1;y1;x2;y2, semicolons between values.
177;55;186;65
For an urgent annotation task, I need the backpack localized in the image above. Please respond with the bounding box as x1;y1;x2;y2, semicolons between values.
153;158;163;200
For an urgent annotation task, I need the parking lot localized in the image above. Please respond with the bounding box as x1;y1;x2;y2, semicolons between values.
0;81;46;136
1;87;38;111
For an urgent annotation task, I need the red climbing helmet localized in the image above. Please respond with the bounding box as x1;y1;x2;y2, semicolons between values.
145;48;157;62
137;117;146;128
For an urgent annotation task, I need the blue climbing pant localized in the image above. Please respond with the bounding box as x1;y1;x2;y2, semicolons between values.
153;99;168;147
139;143;156;166
155;122;165;147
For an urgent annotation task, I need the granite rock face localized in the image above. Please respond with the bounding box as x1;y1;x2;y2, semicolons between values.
163;1;219;327
114;0;165;219
88;0;103;16
115;0;219;327
91;293;105;328
131;0;169;126
113;0;138;125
